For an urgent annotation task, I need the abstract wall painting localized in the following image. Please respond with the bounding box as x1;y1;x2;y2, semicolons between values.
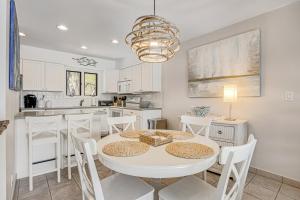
187;30;261;97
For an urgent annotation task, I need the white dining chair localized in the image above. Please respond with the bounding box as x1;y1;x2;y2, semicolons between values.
26;115;62;191
61;113;93;179
159;134;257;200
71;133;154;200
107;115;136;134
181;115;212;137
181;115;213;180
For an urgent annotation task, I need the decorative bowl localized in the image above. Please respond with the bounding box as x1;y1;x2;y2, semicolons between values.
192;106;210;117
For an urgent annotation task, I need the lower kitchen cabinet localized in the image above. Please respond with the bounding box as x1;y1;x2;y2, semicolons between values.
123;109;162;130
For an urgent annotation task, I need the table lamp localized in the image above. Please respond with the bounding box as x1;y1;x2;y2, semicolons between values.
223;85;237;121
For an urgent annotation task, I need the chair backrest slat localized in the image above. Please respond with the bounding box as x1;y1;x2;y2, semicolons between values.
71;134;104;200
26;115;62;136
215;134;257;200
65;113;93;137
180;115;212;137
107;115;136;134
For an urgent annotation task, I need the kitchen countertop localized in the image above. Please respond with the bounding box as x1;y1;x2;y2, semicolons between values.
15;110;107;119
20;106;162;111
0;120;9;135
16;106;162;119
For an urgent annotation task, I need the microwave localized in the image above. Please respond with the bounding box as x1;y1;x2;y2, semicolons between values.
118;80;131;94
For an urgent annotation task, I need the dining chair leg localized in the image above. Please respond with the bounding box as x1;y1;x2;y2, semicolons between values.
56;138;61;183
28;140;33;191
203;170;207;182
67;133;71;179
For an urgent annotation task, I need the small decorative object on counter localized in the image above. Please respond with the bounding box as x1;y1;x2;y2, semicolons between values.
192;106;210;117
139;131;172;147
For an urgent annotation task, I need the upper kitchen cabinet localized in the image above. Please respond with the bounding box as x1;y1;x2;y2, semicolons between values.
103;69;119;93
131;64;142;92
22;60;45;91
44;62;65;91
141;63;161;92
119;67;132;81
22;59;65;91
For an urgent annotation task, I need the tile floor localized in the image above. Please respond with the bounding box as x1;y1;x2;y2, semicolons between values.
13;161;300;200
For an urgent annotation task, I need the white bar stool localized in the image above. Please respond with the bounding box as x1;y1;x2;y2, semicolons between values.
25;115;62;191
61;113;93;179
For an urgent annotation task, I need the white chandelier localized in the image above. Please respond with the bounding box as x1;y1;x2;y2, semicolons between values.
125;0;180;63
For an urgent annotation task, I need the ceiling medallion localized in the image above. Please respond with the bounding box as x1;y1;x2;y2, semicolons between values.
72;57;98;67
125;0;180;63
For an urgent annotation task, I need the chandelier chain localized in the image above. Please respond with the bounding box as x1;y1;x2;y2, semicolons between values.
154;0;156;16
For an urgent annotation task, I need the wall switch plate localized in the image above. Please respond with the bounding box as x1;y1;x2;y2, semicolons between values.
284;91;294;101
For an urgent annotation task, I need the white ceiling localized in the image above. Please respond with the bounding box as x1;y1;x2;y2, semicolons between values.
16;0;299;60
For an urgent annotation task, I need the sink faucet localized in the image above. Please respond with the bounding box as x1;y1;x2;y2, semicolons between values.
80;99;84;107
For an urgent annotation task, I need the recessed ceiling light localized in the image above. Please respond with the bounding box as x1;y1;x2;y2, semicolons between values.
57;24;68;31
112;39;119;44
81;45;88;50
19;32;26;37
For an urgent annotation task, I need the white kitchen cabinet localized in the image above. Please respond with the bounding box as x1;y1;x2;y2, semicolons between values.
22;60;45;91
44;62;65;91
123;108;162;130
141;63;153;92
131;64;142;93
119;67;132;81
141;63;161;92
103;70;119;93
22;59;65;91
116;63;161;93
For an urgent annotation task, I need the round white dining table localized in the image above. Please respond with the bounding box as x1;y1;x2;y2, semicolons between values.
97;131;220;178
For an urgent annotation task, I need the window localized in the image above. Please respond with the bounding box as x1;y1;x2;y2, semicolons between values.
66;70;81;96
84;72;97;96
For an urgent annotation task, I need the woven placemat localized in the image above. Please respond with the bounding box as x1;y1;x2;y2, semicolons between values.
120;130;144;138
166;142;214;159
164;130;194;140
102;141;149;157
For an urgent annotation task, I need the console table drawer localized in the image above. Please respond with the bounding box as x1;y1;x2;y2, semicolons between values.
215;140;233;148
210;125;235;141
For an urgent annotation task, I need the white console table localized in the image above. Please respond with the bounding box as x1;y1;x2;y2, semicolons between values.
209;119;248;174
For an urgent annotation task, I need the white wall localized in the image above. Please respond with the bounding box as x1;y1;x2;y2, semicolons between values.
0;0;20;199
21;45;116;69
162;2;300;182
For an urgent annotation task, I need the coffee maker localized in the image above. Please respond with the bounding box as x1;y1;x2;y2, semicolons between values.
24;94;37;108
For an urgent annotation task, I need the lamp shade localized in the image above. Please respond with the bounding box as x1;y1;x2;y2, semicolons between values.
223;85;237;102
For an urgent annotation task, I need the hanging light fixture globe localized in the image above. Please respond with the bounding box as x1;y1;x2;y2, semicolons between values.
125;0;180;63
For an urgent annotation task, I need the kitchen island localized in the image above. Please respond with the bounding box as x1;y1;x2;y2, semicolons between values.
14;107;109;179
15;106;162;178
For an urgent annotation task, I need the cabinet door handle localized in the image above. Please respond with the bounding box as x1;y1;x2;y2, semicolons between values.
217;130;223;134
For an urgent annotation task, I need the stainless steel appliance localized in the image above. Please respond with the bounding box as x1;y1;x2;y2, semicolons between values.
117;80;131;94
24;94;37;108
98;100;113;106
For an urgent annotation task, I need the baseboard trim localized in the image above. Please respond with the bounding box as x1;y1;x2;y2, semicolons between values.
249;167;300;189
